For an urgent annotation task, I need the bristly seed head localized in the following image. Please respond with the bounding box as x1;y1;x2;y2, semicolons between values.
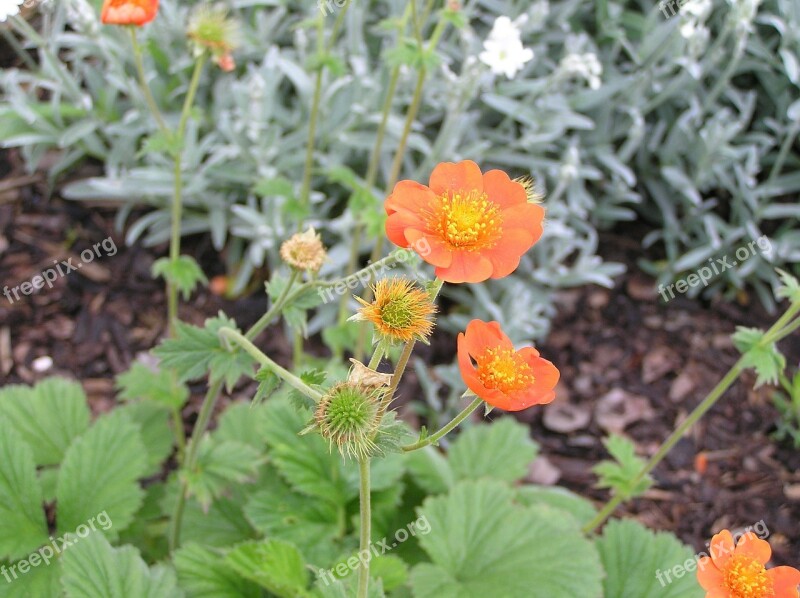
352;277;437;343
280;227;328;273
314;383;382;460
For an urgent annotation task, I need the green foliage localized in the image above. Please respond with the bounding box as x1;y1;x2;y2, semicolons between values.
174;544;262;597
410;480;604;598
182;438;261;511
225;540;310;597
153;313;255;391
0;378;90;466
593;435;653;500
0;422;49;560
772;367;800;448
733;326;787;387
448;418;538;483
61;532;182;598
152;256;208;300
596;519;704;598
515;486;598;528
116;362;189;410
56;411;148;540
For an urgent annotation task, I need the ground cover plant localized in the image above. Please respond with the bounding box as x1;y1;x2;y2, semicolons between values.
0;0;799;597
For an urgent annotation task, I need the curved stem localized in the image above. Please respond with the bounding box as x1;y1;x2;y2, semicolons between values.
168;377;224;551
247;270;299;341
129;27;169;135
767;117;800;183
583;304;800;534
402;395;483;452
357;457;371;598
218;327;323;402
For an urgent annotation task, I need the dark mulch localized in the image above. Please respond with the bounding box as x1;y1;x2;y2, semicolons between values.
1;148;798;566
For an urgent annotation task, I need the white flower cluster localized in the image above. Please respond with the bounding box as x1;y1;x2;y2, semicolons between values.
65;0;98;34
0;0;23;22
558;52;603;89
478;15;534;79
679;0;712;40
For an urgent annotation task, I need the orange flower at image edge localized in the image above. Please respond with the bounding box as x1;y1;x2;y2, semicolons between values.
457;319;559;411
101;0;159;26
697;530;800;598
385;160;544;283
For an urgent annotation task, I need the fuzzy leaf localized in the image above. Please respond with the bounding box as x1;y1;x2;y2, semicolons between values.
61;532;182;598
596;519;704;598
225;540;310;598
56;411;148;540
0;378;90;466
182;438;262;511
448;419;538;483
0;421;49;560
174;544;262;597
592;434;653;500
733;326;786;387
151;256;207;299
410;480;603;598
116;362;189;410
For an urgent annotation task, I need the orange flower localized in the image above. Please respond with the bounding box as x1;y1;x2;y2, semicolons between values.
385;160;545;283
457;319;559;411
101;0;159;26
697;530;800;598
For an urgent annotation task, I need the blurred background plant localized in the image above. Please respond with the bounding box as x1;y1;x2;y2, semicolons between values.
1;0;799;345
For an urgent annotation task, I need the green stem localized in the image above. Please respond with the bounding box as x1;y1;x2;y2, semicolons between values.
167;53;207;335
299;68;323;216
218;327;323;402
247;270;300;341
129;27;169;135
357;457;371;598
168;377;224;551
402;395;483;452
767;117;800;183
583;304;800;534
171;407;186;464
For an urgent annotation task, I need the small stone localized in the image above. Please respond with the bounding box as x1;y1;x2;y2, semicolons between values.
31;356;53;372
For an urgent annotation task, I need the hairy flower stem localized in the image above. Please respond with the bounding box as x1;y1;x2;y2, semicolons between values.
129;27;169;135
379;279;443;413
402;395;483;452
247;270;299;340
219;327;324;402
583;305;800;534
167;54;206;336
168;376;223;551
357;457;371;598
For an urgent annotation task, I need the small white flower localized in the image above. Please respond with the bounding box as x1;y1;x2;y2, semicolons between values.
679;0;712;21
559;52;603;89
479;15;534;79
0;0;23;22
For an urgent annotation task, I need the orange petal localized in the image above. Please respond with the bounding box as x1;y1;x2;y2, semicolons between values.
709;530;736;570
403;228;453;268
436;250;493;283
483;169;528;208
429;160;483;196
457;333;507;405
385;211;421;248
696;556;724;591
385;180;436;216
734;532;771;565
463;320;510;356
483;228;536;279
501;202;545;236
767;566;800;598
526;355;560;391
505;387;555;410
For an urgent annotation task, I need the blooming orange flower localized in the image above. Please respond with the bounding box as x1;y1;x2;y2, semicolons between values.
697;530;800;598
101;0;159;26
457;319;559;411
385;160;545;283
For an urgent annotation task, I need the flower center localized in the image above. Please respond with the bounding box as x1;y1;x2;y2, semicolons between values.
428;190;503;250
476;347;534;393
723;555;771;598
380;297;415;330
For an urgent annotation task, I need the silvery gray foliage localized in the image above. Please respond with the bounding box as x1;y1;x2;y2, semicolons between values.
1;0;798;340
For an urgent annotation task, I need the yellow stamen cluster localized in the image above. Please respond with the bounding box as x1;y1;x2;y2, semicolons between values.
427;190;503;251
476;347;535;393
280;228;327;273
354;278;436;343
723;556;771;598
